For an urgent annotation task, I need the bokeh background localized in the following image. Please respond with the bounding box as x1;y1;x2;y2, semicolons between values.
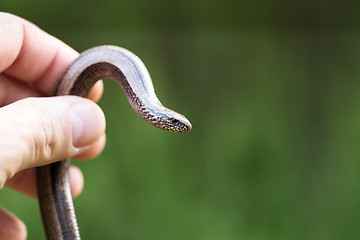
2;0;360;239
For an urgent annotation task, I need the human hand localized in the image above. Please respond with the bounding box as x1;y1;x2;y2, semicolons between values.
0;12;106;240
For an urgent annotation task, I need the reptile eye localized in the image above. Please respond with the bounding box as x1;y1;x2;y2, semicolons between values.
170;118;180;125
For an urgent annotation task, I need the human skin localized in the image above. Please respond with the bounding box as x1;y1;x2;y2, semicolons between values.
0;12;107;240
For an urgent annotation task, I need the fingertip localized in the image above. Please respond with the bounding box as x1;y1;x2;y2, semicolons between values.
69;165;84;198
88;80;104;102
0;207;27;240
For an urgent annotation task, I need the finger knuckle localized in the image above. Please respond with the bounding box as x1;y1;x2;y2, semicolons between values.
24;99;64;163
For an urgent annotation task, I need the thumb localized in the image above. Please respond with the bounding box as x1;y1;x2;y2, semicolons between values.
0;96;105;188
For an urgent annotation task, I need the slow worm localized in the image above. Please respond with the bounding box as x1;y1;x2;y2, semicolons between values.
36;45;192;240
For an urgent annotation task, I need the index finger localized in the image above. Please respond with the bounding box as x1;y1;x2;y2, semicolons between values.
0;12;103;100
0;12;77;95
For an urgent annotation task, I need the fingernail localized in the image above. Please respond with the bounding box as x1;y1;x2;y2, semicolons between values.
68;100;105;147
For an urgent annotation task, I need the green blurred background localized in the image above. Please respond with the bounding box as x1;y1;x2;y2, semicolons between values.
2;0;360;239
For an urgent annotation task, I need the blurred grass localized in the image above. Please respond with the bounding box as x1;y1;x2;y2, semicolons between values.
2;0;360;239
